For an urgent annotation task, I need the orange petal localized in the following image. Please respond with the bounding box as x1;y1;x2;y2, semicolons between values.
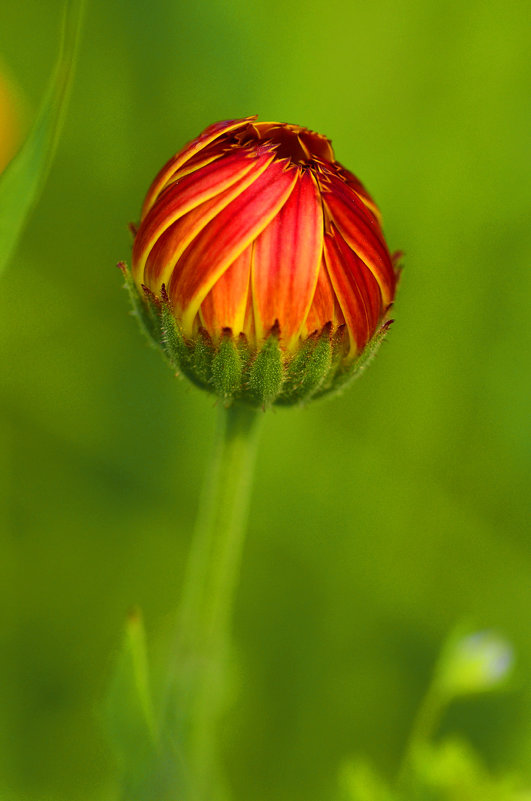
140;117;256;218
252;122;335;163
168;160;298;334
133;149;271;286
323;172;396;305
303;260;340;336
335;163;382;223
251;170;324;349
200;244;253;338
324;227;382;357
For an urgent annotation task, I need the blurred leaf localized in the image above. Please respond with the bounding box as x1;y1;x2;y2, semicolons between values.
338;758;396;801
339;741;531;801
408;739;531;801
0;0;83;275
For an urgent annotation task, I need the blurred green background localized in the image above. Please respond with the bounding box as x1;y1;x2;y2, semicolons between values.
1;0;530;799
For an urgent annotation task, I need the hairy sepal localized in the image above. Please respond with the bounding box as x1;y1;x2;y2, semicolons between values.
314;319;394;401
120;264;394;407
248;323;284;409
211;329;242;403
279;323;334;405
119;262;162;346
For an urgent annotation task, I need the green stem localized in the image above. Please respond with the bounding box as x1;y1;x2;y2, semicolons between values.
396;679;447;789
170;402;263;800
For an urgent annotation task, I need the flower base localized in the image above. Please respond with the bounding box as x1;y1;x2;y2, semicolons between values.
119;261;393;408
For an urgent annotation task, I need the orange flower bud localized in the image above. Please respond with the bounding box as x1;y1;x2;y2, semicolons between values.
123;117;400;406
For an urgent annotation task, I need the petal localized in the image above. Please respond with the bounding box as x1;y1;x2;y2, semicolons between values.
251;170;324;349
132;149;270;285
324;226;383;357
322;172;396;305
200;244;253;338
335;163;382;222
168;151;231;182
252;122;335;163
140;117;256;218
302;259;344;337
169;159;298;334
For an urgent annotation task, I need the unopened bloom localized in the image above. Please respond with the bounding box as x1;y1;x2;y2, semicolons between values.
122;117;400;406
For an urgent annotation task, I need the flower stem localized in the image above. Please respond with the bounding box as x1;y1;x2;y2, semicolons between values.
170;402;263;800
396;678;446;789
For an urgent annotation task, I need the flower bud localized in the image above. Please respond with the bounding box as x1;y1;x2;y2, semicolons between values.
122;117;400;406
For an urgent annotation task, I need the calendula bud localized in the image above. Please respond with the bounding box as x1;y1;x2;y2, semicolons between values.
121;117;400;407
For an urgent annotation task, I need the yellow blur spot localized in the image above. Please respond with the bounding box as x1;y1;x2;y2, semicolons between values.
0;63;25;174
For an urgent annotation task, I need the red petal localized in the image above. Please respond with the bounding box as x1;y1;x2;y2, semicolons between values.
140;117;256;218
322;172;396;305
200;244;253;337
252;123;335;163
168;159;298;334
335;163;382;222
251;170;324;349
132;149;270;285
303;260;342;336
324;227;383;357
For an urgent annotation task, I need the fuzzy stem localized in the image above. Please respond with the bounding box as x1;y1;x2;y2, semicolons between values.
170;403;263;800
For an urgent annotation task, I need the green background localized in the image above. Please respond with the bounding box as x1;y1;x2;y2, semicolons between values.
1;0;530;798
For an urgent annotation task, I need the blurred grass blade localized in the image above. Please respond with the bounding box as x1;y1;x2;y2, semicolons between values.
105;609;185;800
106;607;158;757
0;0;84;275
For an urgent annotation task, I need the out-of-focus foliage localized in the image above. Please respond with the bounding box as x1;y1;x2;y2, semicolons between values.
0;64;24;173
0;0;530;800
338;629;524;801
408;740;531;801
0;2;82;275
342;741;531;801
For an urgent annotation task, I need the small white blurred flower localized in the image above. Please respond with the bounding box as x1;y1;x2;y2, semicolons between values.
437;630;514;697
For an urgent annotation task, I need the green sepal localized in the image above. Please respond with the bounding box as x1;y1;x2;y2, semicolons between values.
159;285;189;371
280;333;317;400
190;327;214;388
211;329;242;402
279;323;334;405
120;267;395;408
119;262;162;344
300;324;333;399
237;332;252;372
248;322;284;408
311;324;348;398
315;320;394;401
141;286;164;343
